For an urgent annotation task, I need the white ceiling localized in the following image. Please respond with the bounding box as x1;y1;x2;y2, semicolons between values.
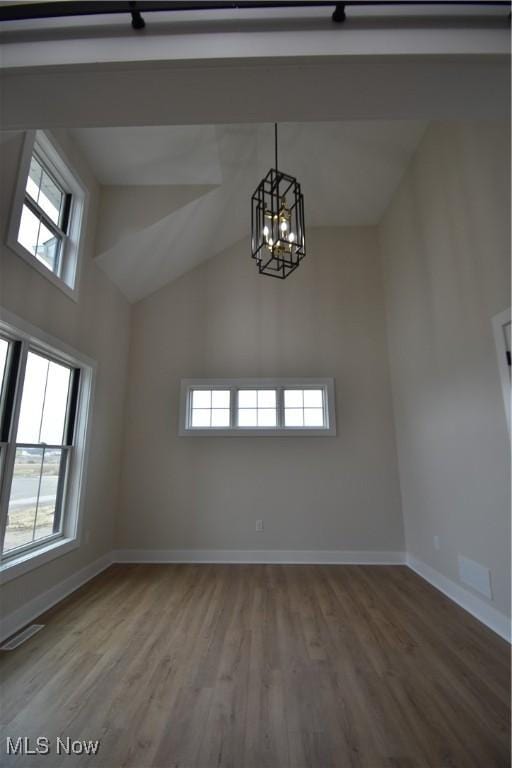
71;120;426;302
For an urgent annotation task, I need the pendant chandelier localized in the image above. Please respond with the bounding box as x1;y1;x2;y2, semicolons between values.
251;123;305;279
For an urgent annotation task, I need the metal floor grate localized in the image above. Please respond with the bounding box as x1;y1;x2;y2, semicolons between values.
1;624;44;651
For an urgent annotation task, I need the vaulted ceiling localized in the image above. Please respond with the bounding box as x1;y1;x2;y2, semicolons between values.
71;120;426;302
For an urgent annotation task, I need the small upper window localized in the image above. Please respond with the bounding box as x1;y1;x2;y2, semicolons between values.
7;131;86;299
180;378;336;436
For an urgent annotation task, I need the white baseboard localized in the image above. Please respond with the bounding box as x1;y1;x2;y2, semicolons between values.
406;554;511;643
0;552;113;644
1;549;508;647
112;548;406;565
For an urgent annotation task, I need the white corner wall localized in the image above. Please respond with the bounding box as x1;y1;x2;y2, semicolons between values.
379;121;511;620
117;227;404;555
0;130;131;621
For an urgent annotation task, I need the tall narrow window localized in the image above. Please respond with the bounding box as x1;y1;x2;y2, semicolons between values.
0;312;93;579
3;352;78;555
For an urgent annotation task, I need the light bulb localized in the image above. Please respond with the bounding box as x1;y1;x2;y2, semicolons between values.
263;225;269;238
280;221;288;232
268;237;274;247
289;232;295;242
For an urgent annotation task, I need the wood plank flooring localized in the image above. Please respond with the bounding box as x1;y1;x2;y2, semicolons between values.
0;564;510;768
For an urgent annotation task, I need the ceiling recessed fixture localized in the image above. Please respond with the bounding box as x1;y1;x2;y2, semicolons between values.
251;123;306;280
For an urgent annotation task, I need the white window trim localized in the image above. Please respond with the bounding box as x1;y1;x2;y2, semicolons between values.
6;130;88;302
179;378;336;437
0;307;96;584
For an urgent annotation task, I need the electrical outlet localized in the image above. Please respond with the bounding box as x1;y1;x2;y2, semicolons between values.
255;520;264;532
433;535;440;551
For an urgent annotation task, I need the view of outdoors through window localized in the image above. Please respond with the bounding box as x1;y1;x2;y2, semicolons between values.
17;154;65;274
3;351;72;554
191;389;231;428
0;337;8;395
284;389;324;427
238;390;277;427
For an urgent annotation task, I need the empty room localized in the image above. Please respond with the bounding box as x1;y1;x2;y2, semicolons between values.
0;3;510;767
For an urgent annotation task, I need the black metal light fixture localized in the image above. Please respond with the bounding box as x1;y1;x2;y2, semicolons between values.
251;124;305;279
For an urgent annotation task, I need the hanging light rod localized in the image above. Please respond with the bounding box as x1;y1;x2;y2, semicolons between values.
0;1;509;29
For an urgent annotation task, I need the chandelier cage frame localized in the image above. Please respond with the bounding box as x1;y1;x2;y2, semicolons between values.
251;124;306;279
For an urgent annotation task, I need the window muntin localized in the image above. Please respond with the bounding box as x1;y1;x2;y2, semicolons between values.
2;350;77;556
27;155;66;227
18;152;70;279
237;389;277;427
284;389;324;428
190;389;231;428
180;379;335;436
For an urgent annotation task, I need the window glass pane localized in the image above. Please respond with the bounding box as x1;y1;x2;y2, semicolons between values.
18;203;41;256
284;389;303;408
257;390;276;408
284;408;304;427
0;338;8;397
192;390;211;409
211;409;230;427
36;220;59;272
303;389;323;408
238;408;257;427
3;447;63;553
38;170;63;226
211;390;230;409
258;408;277;427
33;448;63;541
17;352;47;443
40;361;71;444
3;447;42;552
191;409;210;428
17;352;71;445
238;390;257;408
26;156;43;203
304;408;324;427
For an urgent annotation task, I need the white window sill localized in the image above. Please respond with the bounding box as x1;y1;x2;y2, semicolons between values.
181;427;336;437
0;537;79;585
6;238;78;303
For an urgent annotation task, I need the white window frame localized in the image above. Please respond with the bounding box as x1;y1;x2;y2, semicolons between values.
0;307;95;584
6;130;88;302
492;307;511;434
179;378;336;437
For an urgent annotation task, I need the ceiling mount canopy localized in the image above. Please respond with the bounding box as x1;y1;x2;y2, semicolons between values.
251;123;306;280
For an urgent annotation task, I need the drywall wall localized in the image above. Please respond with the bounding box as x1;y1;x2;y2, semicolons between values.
379;121;511;617
117;227;404;553
0;129;131;618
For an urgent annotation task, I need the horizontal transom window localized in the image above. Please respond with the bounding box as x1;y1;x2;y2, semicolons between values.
180;379;335;437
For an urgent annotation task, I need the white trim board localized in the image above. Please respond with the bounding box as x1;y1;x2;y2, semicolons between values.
112;549;406;565
406;554;511;643
0;552;112;644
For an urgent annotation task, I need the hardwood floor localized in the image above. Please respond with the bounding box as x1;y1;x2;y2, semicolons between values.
0;564;510;768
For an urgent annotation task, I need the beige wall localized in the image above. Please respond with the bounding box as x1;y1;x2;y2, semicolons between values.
0;130;131;617
379;121;511;616
117;227;405;553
